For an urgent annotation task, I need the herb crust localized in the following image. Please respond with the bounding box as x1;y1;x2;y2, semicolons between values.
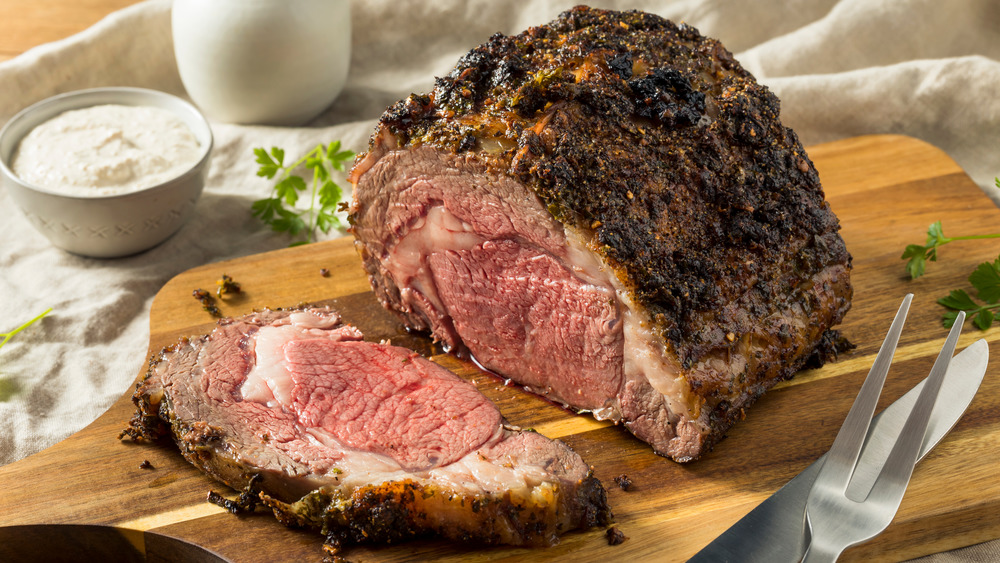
365;6;853;410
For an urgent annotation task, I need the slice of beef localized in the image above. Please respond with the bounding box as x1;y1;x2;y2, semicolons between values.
122;307;611;553
348;6;853;462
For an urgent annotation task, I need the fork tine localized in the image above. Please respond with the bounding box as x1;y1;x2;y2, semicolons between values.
804;303;969;562
821;293;913;493
866;310;965;508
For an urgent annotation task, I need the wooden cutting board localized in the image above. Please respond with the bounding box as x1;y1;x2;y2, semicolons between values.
1;135;998;562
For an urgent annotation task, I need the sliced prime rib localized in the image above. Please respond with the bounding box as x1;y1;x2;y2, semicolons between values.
349;6;853;462
122;307;611;553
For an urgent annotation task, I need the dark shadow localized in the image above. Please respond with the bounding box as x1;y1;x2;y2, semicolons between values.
0;525;227;563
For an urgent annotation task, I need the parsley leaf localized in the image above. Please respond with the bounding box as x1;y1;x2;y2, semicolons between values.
250;197;281;223
253;147;282;179
902;220;1000;279
973;309;995;331
907;198;1000;330
937;289;978;311
968;258;1000;303
941;310;960;329
251;143;354;245
935;256;1000;331
901;244;930;279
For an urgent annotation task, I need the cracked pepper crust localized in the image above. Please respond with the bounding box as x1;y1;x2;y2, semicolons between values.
358;6;852;446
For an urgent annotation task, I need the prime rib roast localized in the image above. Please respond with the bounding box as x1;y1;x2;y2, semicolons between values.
122;307;612;553
349;6;853;462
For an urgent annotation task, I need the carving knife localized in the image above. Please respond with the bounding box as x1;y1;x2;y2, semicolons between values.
688;338;989;563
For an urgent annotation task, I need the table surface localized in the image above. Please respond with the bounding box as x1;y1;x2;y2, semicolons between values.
0;0;142;63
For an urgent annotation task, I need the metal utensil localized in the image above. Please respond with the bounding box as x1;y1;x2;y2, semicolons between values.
802;295;963;562
689;306;988;562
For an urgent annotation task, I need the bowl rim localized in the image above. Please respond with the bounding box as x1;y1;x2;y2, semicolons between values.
0;86;213;201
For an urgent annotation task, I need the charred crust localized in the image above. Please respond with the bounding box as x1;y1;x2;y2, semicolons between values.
613;474;633;491
207;474;265;515
118;409;166;442
262;476;612;554
606;526;628;545
803;328;856;369
379;94;435;145
627;67;706;126
120;337;202;442
357;5;852;376
577;471;614;528
606;53;632;80
119;352;171;441
701;325;855;452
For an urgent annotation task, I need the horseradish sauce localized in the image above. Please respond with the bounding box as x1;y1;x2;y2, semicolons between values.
11;104;202;196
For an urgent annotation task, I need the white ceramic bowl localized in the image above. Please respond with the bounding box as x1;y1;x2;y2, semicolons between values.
0;87;213;258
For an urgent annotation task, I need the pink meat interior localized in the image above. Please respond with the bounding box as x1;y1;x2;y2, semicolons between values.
203;314;503;473
286;340;501;470
355;147;625;412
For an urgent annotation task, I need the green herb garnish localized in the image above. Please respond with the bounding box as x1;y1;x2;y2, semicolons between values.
0;308;52;351
251;142;354;246
901;220;1000;280
902;200;1000;330
938;257;1000;330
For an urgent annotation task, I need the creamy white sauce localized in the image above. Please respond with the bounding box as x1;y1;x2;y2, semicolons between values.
11;104;202;196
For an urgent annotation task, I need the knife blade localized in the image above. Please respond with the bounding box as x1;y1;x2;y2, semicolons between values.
688;338;989;563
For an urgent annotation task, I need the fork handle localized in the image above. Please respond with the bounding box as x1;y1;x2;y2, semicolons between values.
801;533;844;563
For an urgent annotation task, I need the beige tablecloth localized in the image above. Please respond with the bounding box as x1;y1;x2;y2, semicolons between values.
1;0;998;559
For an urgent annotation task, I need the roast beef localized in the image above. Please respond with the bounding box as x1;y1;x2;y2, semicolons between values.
122;307;612;554
349;6;853;462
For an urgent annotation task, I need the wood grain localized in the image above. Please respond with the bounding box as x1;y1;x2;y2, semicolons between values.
0;0;142;62
1;135;998;562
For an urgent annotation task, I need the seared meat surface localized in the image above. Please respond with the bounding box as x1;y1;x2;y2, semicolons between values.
122;307;611;554
350;6;852;461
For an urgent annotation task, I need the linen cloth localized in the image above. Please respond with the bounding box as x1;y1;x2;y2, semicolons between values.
1;0;998;559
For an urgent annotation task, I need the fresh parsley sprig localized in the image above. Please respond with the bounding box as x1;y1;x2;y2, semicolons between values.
901;220;1000;280
902;198;1000;330
938;257;1000;329
0;308;52;352
251;142;354;246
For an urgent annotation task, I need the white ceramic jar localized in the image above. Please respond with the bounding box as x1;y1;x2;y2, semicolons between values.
171;0;351;125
